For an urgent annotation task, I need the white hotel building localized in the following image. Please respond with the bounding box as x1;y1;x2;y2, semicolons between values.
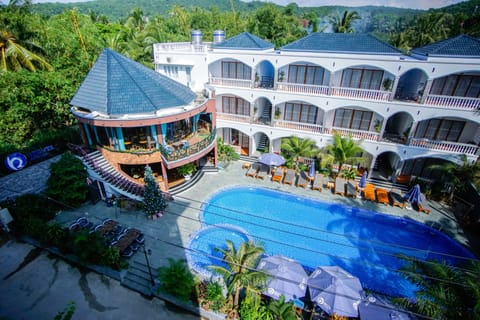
153;31;480;183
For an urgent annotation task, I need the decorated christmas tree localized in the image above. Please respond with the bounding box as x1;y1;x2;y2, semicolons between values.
143;165;167;218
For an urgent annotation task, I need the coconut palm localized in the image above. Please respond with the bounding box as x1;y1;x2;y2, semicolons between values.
322;132;364;173
209;240;267;314
330;10;360;33
394;254;480;319
280;136;319;169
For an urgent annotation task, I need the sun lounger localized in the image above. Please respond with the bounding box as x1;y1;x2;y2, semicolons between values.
271;168;284;183
312;173;324;191
375;188;390;205
363;183;376;202
256;164;269;179
418;193;432;214
389;188;406;208
346;180;357;198
246;163;260;177
296;171;310;188
334;177;346;196
283;169;296;185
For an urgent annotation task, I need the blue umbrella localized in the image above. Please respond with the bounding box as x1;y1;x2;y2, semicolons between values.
307;266;363;318
403;184;421;206
358;171;367;189
258;255;308;302
258;153;285;167
308;162;316;179
359;295;410;320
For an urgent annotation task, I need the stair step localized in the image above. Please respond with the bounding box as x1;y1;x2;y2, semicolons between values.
121;278;152;296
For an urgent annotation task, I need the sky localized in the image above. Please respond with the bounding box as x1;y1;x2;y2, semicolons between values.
23;0;467;10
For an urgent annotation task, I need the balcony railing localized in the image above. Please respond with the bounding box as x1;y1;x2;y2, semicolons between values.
424;94;480;111
276;82;329;96
217;112;250;123
275;120;327;134
159;129;216;162
409;138;479;156
209;77;252;88
330;127;380;141
330;87;391;102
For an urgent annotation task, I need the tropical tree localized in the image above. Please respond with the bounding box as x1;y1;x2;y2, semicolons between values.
330;10;361;33
267;295;298;320
280;136;319;169
394;255;480;319
428;154;480;201
209;240;267;316
322;132;364;172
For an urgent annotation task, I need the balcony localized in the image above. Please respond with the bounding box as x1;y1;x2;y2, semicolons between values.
217;112;250;123
409;138;479;156
424;94;480;111
159;129;216;162
276;82;329;96
209;77;252;88
329;127;381;141
274;120;327;134
330;87;391;102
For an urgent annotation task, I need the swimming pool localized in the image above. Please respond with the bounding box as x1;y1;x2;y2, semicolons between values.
194;186;475;298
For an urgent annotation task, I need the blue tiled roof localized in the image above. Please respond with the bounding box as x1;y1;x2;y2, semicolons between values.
281;33;402;55
70;48;196;115
411;35;480;58
212;32;274;50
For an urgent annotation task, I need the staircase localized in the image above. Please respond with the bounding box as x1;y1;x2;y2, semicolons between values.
256;134;269;152
121;254;157;296
260;103;272;124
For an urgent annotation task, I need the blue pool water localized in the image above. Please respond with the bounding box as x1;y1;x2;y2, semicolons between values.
193;186;475;298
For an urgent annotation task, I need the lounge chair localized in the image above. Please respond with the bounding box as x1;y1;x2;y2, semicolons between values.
363;183;376;202
334;177;346;196
256;164;269;179
346;180;357;198
389;188;406;208
283;169;296;185
296;171;310;188
375;188;390;205
418;193;432;214
312;173;324;191
271;168;284;183
246;163;260;177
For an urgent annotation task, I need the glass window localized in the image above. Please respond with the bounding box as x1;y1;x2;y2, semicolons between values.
333;109;372;130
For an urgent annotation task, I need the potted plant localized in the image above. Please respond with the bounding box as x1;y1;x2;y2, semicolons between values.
274;107;281;120
278;70;285;82
177;163;196;180
382;78;392;91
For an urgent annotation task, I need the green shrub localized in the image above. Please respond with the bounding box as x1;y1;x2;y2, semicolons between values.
157;258;196;302
205;281;226;311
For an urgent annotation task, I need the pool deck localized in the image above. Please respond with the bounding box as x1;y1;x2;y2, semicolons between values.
55;160;479;275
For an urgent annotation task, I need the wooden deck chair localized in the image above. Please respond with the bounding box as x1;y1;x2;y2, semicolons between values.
312;173;324;191
375;188;390;205
296;171;310;188
256;164;269;179
418;193;432;214
346;180;357;198
389;188;406;208
334;177;346;196
283;169;296;185
271;168;284;183
363;183;376;202
246;163;260;177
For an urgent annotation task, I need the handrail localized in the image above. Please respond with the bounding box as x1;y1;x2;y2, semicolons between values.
409;138;479;156
159;129;217;161
424;94;480;111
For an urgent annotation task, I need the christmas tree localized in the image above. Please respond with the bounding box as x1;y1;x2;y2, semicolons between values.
143;165;167;218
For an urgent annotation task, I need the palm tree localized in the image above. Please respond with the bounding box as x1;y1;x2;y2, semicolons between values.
0;30;52;72
280;136;319;169
394;254;480;319
330;10;360;33
267;295;297;320
428;154;480;202
209;240;267;314
322;132;364;173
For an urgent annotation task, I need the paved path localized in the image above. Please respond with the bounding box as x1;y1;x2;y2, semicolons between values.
0;240;199;320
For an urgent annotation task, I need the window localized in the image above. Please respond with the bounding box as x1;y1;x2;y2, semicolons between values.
284;103;317;123
430;74;480;97
221;61;251;80
340;68;384;90
333;109;372;130
222;96;250;115
415;119;465;142
288;64;326;85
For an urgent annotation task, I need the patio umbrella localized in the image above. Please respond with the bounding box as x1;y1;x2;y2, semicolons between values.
258;153;285;167
358;296;411;320
358;171;367;189
308;162;316;179
403;184;421;206
307;266;363;318
257;255;308;302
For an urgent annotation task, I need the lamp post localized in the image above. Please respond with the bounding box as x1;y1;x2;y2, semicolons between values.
142;244;155;287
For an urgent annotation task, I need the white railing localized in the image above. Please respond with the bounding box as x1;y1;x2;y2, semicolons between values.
330;127;380;141
217;112;250;123
276;82;329;96
409;138;479;156
330;87;391;102
209;77;252;88
153;42;210;53
275;120;327;134
424;94;480;111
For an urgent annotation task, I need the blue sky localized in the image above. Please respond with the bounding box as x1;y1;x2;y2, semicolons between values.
22;0;466;10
